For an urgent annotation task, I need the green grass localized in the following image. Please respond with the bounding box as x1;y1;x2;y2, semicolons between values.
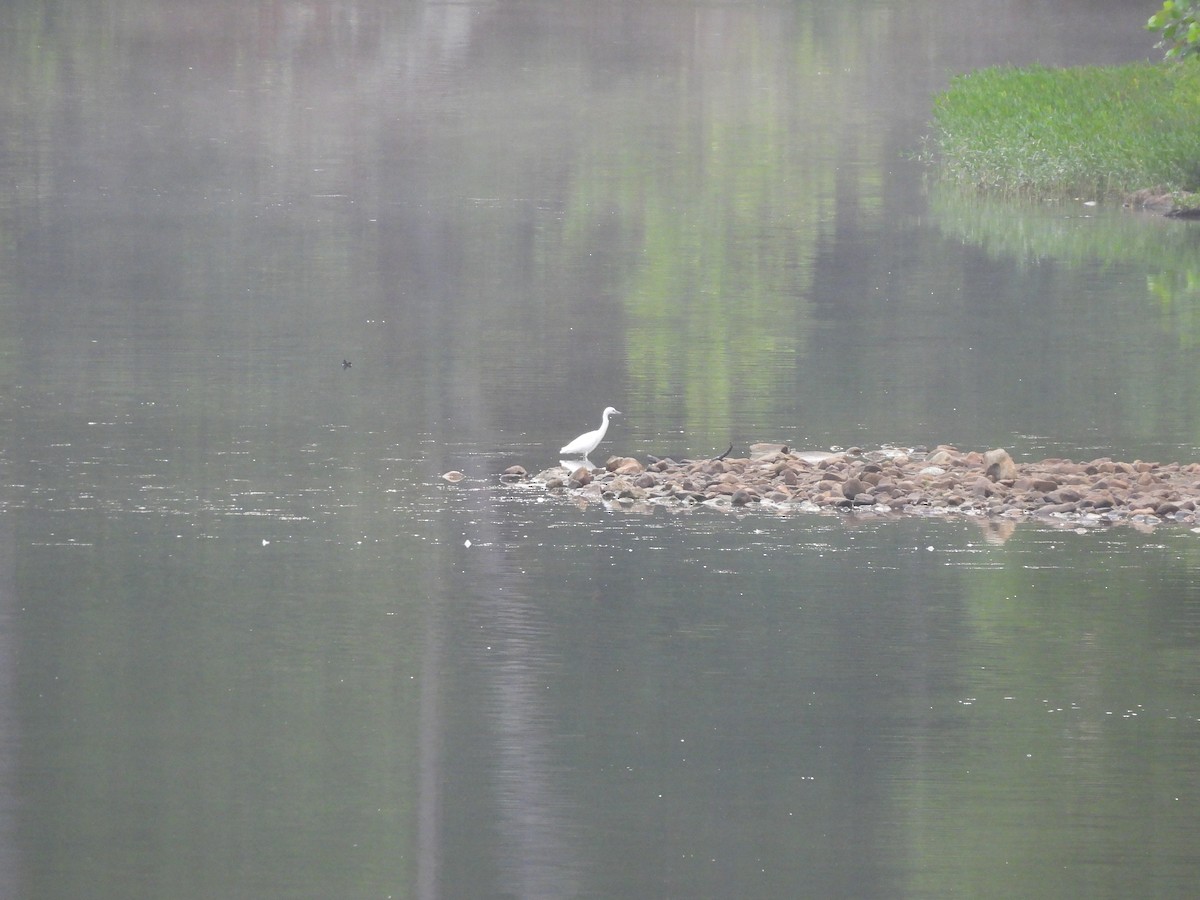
930;62;1200;199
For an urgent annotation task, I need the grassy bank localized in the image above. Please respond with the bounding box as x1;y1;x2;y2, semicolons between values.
930;62;1200;201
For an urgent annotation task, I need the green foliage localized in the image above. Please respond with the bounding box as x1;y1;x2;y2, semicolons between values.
1148;1;1200;61
930;63;1200;197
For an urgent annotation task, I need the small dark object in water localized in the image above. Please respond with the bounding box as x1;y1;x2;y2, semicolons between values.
342;359;352;369
713;443;734;461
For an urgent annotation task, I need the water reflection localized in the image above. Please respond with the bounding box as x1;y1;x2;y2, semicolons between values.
478;584;584;899
3;0;1200;898
0;516;19;899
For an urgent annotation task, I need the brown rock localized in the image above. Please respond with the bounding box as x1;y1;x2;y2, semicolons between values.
983;448;1018;481
1036;501;1078;515
606;456;641;473
842;478;865;499
926;449;957;467
1047;488;1082;504
533;444;1200;528
971;477;995;498
749;443;789;459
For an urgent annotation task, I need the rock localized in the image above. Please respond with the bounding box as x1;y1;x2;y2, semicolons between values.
613;459;646;476
749;443;788;459
441;470;466;483
603;476;647;500
971;477;995;498
841;478;865;499
1125;188;1177;213
524;443;1200;529
606;456;640;473
983;448;1017;481
1036;501;1078;515
1047;488;1082;504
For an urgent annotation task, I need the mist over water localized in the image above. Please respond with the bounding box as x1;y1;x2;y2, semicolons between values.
2;2;1199;898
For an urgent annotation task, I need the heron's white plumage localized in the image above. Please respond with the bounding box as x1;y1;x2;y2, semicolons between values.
561;406;621;456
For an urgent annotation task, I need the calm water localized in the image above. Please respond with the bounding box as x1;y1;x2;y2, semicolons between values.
2;1;1199;898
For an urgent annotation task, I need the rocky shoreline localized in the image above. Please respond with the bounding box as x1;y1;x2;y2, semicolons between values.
1124;188;1200;218
501;444;1200;530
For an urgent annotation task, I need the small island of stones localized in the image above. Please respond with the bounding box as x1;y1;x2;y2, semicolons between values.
499;443;1200;530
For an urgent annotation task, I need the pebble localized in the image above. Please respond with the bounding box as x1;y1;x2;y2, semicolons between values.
514;445;1200;530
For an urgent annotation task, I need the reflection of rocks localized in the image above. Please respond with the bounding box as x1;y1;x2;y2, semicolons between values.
519;445;1200;529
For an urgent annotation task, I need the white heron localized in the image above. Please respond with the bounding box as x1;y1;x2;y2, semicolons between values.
560;406;621;457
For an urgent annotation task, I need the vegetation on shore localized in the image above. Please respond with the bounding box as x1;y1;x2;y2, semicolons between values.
929;62;1200;207
1148;1;1200;60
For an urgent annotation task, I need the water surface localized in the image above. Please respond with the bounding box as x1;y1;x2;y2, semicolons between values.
2;1;1199;898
